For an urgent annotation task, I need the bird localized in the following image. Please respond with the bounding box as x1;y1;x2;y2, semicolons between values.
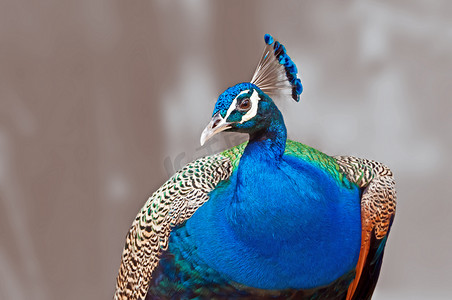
115;34;396;300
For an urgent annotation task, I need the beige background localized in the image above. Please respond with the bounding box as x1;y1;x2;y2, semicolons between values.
0;1;451;299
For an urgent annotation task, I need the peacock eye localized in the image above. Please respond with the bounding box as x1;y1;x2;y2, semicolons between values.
239;98;251;110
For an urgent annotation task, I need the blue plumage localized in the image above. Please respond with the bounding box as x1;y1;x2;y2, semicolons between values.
181;153;361;290
264;33;274;45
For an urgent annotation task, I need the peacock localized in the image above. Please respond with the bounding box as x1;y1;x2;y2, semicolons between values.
115;34;396;300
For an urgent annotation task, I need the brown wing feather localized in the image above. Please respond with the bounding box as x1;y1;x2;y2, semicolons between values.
334;156;397;300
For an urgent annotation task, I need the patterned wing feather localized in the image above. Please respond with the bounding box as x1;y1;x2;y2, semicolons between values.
334;156;397;300
115;153;234;300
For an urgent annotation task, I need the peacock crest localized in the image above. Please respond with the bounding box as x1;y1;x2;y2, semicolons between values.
251;34;303;102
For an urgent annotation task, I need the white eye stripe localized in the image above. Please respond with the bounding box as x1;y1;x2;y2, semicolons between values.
237;90;250;97
224;89;260;123
224;90;250;120
224;99;238;120
240;90;260;123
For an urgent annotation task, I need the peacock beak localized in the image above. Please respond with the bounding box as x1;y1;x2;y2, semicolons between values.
200;113;232;146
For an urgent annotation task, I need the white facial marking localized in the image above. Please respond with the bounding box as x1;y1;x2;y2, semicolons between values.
224;90;249;121
224;99;237;121
223;89;261;124
240;90;260;123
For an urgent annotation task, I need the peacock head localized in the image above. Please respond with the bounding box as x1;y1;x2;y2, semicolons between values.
200;83;275;145
200;34;303;146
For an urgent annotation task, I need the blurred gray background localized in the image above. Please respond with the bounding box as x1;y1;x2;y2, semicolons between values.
0;0;451;299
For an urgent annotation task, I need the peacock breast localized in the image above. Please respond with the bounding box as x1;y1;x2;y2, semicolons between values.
172;149;362;291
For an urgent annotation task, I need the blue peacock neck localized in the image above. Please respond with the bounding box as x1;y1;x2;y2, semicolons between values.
241;105;287;162
232;104;290;232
